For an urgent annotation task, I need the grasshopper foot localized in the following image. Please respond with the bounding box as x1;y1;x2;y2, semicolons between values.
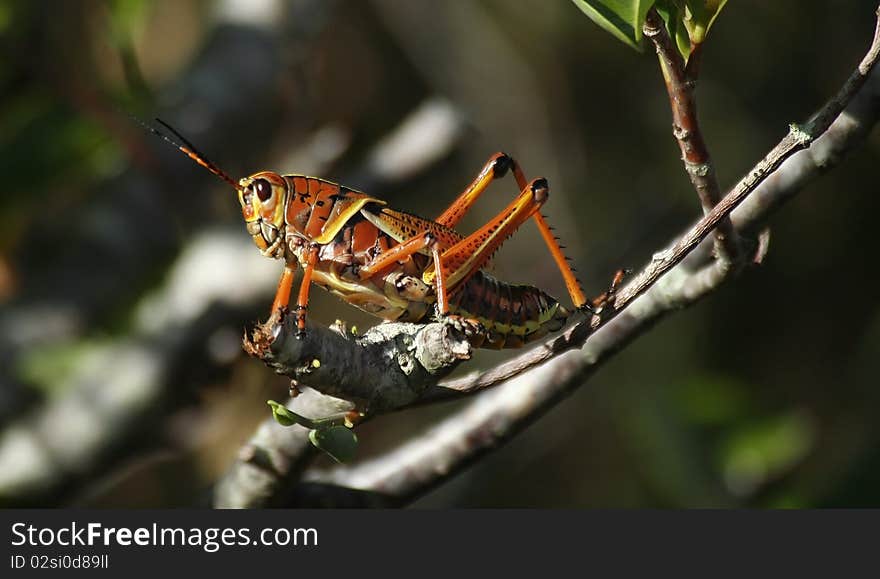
441;314;487;346
589;268;631;314
293;304;308;339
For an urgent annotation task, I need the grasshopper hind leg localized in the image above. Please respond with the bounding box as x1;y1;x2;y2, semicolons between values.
587;268;631;315
436;152;590;311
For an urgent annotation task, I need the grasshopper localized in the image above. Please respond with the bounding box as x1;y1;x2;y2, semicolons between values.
149;120;613;348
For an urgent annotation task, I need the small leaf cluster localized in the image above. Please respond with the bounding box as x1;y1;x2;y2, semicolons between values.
267;400;359;463
571;0;727;61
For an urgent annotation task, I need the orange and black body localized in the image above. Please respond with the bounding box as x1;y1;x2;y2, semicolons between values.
146;119;593;350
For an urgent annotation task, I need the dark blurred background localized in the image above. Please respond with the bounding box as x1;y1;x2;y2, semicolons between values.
0;0;878;507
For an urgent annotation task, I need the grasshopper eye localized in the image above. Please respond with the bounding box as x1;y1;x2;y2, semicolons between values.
254;178;273;202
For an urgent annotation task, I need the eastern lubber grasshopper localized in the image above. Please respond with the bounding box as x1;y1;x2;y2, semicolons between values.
148;120;615;349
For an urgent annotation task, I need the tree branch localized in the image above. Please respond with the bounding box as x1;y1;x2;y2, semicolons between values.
245;316;477;414
214;317;476;508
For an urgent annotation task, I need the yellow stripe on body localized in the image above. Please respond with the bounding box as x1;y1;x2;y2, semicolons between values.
312;197;386;244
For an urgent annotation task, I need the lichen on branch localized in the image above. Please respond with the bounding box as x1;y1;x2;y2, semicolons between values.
243;313;480;414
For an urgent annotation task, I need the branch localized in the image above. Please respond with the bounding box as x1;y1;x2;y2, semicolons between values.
288;7;880;505
214;317;476;508
643;9;741;262
245;316;477;414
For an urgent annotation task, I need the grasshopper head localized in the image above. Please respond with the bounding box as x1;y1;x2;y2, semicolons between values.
238;171;288;254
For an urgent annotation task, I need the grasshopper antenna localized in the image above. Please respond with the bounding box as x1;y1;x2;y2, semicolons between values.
137;116;239;190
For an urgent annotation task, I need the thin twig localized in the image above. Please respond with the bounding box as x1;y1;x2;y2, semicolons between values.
643;8;741;262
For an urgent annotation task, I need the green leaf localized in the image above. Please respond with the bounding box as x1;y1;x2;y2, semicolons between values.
309;426;359;463
267;400;316;429
570;0;656;51
684;0;728;44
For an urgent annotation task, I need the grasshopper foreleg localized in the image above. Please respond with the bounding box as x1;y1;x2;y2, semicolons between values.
293;245;320;337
